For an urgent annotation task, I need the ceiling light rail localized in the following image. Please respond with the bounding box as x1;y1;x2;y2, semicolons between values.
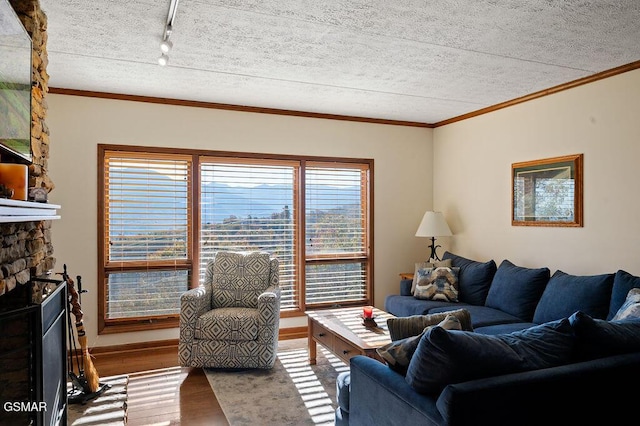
158;0;180;66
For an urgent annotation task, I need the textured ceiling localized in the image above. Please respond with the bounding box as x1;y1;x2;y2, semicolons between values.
38;0;640;125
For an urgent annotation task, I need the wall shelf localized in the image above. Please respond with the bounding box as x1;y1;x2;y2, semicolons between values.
0;198;61;223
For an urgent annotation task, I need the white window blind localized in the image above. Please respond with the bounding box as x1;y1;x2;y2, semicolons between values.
305;164;368;304
104;153;191;319
199;159;298;309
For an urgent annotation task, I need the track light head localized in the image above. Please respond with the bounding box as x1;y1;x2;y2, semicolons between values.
158;53;169;66
160;39;173;53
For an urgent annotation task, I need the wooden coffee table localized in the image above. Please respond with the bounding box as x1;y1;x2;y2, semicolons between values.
306;307;394;365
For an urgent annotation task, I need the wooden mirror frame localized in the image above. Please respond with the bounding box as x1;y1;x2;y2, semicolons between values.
512;154;583;227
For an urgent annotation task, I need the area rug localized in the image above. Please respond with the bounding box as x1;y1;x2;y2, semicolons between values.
67;375;129;425
205;339;349;426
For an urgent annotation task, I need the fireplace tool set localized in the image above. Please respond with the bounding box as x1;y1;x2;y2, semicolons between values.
62;264;111;404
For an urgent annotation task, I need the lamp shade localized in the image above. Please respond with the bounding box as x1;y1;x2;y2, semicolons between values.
415;211;452;237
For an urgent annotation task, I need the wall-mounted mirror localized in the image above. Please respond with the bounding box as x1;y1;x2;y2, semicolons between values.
512;154;583;227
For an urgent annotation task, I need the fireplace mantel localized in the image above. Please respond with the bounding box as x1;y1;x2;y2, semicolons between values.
0;198;60;223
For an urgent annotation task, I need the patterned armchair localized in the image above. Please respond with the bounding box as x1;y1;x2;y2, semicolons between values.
179;251;281;369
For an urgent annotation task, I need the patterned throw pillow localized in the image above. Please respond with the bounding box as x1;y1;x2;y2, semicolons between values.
414;267;460;302
612;288;640;320
376;315;462;375
411;259;452;295
386;308;473;340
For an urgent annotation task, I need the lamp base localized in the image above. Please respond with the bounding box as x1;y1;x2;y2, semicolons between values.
428;237;443;261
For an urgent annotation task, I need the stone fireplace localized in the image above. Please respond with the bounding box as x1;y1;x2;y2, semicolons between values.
0;2;65;426
0;0;56;297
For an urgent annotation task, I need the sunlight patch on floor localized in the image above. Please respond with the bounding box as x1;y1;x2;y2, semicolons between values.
125;366;184;409
278;345;347;426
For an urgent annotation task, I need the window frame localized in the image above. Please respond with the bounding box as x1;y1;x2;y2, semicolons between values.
98;144;374;334
98;146;196;333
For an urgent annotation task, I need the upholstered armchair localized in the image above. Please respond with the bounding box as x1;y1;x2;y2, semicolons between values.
179;250;281;369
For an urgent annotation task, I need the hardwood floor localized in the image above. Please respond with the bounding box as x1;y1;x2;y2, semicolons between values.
90;346;229;425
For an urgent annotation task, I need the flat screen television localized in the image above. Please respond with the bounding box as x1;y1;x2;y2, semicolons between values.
0;0;32;164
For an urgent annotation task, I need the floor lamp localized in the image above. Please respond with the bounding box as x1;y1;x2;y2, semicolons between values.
415;211;452;261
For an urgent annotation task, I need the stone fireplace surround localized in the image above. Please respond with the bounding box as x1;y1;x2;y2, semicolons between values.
0;0;56;297
1;3;68;425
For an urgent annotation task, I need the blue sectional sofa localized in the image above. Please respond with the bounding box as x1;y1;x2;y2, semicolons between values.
335;252;640;426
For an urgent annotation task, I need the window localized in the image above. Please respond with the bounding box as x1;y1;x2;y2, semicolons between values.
199;158;299;309
99;149;192;332
99;145;372;333
304;163;369;305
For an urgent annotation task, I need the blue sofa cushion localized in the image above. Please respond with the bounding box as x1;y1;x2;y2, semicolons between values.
377;315;462;375
533;270;614;323
335;371;350;426
569;310;640;360
384;295;471;317
399;278;413;296
608;270;640;320
473;322;538;335
336;371;350;413
405;318;574;395
485;260;549;321
442;251;497;306
428;304;523;328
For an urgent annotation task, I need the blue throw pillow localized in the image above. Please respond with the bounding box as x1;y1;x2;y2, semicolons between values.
442;251;497;306
533;270;614;323
405;318;575;395
608;270;640;320
484;260;550;321
569;310;640;360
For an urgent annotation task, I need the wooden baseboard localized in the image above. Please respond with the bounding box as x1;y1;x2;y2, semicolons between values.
76;326;308;358
279;326;307;340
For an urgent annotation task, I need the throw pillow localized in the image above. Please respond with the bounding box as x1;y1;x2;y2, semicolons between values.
377;315;461;375
442;251;497;306
612;288;640;320
608;270;640;320
484;260;550;321
533;270;615;323
386;308;473;341
414;267;460;302
569;310;640;360
405;318;575;395
411;259;452;295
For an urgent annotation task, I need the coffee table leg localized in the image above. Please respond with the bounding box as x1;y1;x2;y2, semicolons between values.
308;322;317;365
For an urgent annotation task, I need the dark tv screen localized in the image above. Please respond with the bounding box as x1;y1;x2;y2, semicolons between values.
0;0;32;164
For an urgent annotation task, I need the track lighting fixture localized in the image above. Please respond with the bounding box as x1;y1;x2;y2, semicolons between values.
158;0;180;66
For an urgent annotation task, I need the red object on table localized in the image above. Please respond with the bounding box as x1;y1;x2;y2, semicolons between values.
363;306;373;319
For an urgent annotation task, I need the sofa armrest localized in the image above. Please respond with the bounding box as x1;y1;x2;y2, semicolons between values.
258;285;281;307
180;285;211;320
257;285;281;341
436;352;640;426
178;285;211;366
349;356;444;426
400;278;413;296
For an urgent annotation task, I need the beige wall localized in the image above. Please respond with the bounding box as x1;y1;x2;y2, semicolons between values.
434;68;640;276
46;95;433;347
